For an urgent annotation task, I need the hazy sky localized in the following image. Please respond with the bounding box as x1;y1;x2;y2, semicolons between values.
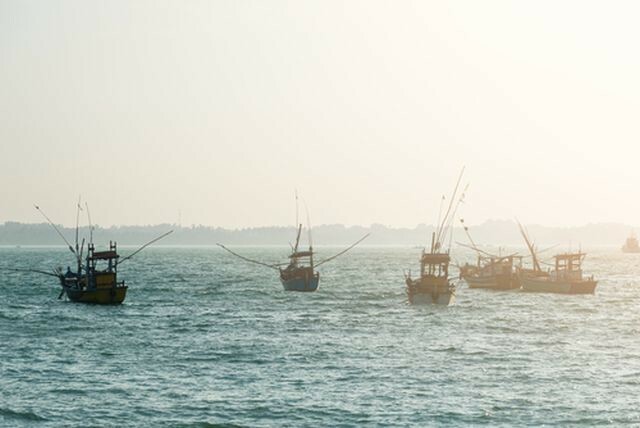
2;1;639;228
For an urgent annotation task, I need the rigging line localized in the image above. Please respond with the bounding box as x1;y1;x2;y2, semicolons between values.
436;167;465;245
2;267;61;278
216;243;280;270
315;233;370;268
439;182;469;250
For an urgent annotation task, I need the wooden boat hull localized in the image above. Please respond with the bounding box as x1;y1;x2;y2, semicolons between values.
406;279;455;305
280;274;320;292
64;286;128;304
464;274;520;290
520;277;597;294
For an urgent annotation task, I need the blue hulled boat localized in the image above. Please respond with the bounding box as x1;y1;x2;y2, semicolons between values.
217;194;368;292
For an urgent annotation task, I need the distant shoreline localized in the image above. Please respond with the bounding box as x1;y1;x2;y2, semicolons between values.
0;221;635;246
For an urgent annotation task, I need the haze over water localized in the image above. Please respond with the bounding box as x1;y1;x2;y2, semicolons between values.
2;246;639;426
3;1;640;426
3;1;640;228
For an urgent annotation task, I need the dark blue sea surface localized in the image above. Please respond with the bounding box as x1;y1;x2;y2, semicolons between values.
1;246;639;427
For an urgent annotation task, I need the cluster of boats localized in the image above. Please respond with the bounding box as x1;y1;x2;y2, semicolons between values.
8;170;614;306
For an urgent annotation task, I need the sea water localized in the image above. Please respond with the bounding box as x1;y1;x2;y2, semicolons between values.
1;246;639;426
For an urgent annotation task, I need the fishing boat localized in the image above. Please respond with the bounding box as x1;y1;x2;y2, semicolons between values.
460;255;521;290
14;202;173;304
58;241;127;304
218;194;368;292
457;219;520;290
279;224;320;291
405;168;467;305
622;233;640;253
406;244;456;305
517;221;597;294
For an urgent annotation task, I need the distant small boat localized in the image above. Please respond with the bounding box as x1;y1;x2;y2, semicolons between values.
218;193;368;292
622;233;640;253
517;221;597;294
279;225;320;292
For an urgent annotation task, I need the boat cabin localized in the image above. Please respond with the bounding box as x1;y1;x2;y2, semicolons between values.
550;253;585;282
420;252;450;278
477;255;517;276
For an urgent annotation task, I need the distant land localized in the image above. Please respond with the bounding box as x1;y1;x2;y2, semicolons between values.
0;220;634;247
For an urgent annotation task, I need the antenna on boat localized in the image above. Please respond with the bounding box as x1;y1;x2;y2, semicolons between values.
117;230;174;265
216;243;281;270
34;205;77;258
85;202;94;246
435;194;445;244
301;197;313;249
440;182;469;251
295;189;300;232
74;196;84;273
75;196;82;255
314;233;370;268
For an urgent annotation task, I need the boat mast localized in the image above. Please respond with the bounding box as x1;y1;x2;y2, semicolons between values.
517;220;541;272
293;223;302;253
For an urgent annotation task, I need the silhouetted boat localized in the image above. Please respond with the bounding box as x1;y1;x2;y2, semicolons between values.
16;203;173;304
517;221;597;294
405;168;467;305
457;219;520;290
406;245;456;305
622;233;640;253
218;194;368;292
460;255;521;290
520;253;597;294
279;225;320;292
58;241;127;304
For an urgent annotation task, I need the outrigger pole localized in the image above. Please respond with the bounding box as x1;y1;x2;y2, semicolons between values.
118;230;174;265
459;219;480;252
435;167;466;250
314;233;370;268
3;267;61;278
34;205;78;259
216;243;281;270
